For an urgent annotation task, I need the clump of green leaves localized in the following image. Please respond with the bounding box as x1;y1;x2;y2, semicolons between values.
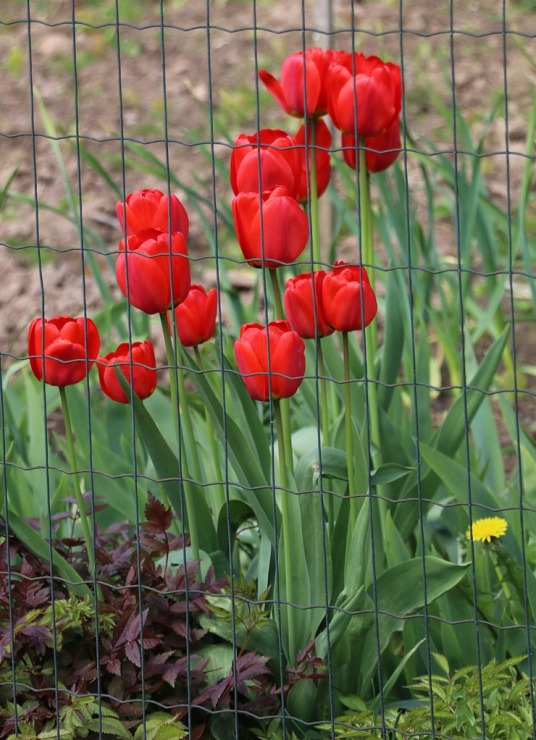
324;654;535;738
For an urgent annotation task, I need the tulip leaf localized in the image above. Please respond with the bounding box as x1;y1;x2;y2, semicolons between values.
433;326;509;460
182;351;278;544
294;446;348;490
371;463;414;486
4;511;90;598
378;268;407;412
216;499;253;554
395;326;509;538
315;586;371;660
220;354;271;480
344;499;372;596
357;557;469;694
277;487;312;662
119;375;218;555
298;486;333;634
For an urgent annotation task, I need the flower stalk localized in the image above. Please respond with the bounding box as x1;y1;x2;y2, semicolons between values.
274;398;297;663
359;144;381;459
160;312;200;561
59;386;97;582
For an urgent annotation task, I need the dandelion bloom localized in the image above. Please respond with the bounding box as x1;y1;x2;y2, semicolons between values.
466;517;508;543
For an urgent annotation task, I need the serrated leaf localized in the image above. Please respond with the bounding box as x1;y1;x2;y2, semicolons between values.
433;652;450;676
133;713;188;740
144;494;173;533
87;717;132;738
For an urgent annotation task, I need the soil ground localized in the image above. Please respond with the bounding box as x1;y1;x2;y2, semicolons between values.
1;0;534;437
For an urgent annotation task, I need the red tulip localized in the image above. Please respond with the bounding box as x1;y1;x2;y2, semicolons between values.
169;284;218;347
28;315;100;387
116;231;191;315
283;271;334;339
234;320;306;402
322;262;378;332
97;340;157;404
230;129;301;198
327;52;402;139
294;118;332;202
232;186;309;269
116;188;189;239
259;48;336;118
342;116;401;173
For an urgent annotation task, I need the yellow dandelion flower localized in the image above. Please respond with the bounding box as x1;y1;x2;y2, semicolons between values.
466;516;508;543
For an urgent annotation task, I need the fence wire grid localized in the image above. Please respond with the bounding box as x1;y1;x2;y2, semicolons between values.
1;0;535;738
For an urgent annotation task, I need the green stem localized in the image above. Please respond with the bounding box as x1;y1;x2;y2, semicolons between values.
491;550;513;603
160;312;179;439
270;269;293;475
270;268;284;321
318;340;333;537
358;145;381;458
274;398;296;663
318;340;329;446
342;332;357;525
160;312;200;561
194;345;225;514
59;386;96;582
308;118;321;267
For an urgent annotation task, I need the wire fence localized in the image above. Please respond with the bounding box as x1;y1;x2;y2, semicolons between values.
1;1;535;737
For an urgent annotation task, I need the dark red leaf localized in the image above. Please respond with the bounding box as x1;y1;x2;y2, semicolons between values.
144;494;173;533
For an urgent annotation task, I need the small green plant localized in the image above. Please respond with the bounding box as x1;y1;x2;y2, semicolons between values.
325;655;535;739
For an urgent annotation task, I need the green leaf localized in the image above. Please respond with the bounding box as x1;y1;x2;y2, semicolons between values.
372;638;426;708
419;443;502;520
294;446;348;489
299;486;333;634
182;351;277;544
198;607;281;670
315;586;371;660
133;713;188;740
87;717;132;738
125;385;218;554
434;326;509;460
357;557;469;694
344;499;372;595
378;268;407;412
396;327;509;538
433;652;451;676
371;463;414;486
3;511;90;598
195;644;235;684
382;510;410;568
220;354;271;480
